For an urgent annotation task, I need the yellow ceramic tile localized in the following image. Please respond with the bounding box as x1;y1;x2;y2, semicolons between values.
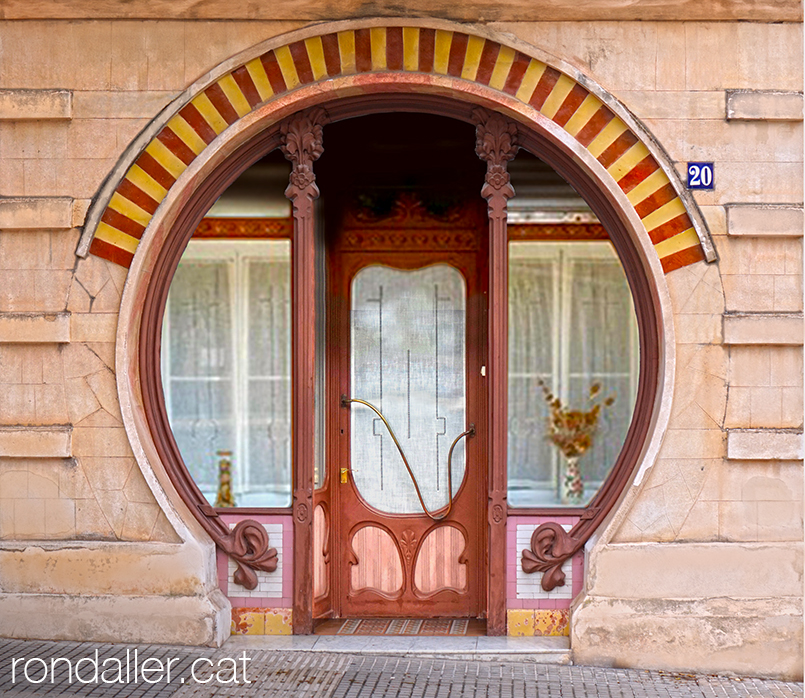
533;609;570;637
506;609;535;637
264;608;293;635
231;608;265;635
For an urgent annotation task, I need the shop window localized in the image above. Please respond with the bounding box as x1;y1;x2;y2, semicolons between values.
161;239;292;507
507;240;638;508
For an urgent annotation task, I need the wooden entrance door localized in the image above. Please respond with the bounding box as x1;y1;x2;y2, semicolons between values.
326;194;487;619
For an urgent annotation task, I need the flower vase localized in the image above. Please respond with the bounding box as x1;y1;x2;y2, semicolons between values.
561;455;584;505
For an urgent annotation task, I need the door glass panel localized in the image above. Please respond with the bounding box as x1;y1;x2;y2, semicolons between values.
350;264;466;514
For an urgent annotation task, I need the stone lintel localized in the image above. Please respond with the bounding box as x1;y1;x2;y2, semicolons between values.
0;89;72;121
0;197;74;230
726;90;804;121
727;430;803;461
0;313;71;343
0;1;800;21
0;426;72;458
723;313;803;345
727;204;803;237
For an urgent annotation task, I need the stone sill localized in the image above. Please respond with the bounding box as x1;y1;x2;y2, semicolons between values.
723;313;803;345
0;426;72;458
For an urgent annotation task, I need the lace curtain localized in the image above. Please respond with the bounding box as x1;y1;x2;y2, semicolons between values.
507;242;638;507
162;240;292;507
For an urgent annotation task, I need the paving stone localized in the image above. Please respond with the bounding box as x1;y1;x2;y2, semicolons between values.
0;638;800;697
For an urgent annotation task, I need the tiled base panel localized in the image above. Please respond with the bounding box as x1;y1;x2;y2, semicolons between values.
220;515;584;636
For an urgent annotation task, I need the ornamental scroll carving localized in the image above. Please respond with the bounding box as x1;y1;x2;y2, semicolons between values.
473;108;519;204
220;519;279;590
521;522;580;592
280;107;327;201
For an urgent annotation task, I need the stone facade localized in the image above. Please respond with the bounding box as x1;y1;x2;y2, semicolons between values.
0;5;801;680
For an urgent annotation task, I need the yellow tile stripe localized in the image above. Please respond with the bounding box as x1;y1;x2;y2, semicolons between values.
96;221;140;254
126;164;168;204
433;30;453;74
587;118;628;159
144;139;187;179
563;94;603;137
370;27;387;70
461;36;486;81
274;45;301;89
108;191;151;228
641;196;686;231
218;74;251;118
488;45;516;91
654;227;699;258
191;93;229;135
608;142;651;181
338;31;357;74
540;73;576;120
626;169;668;208
515;60;547;103
402;27;419;72
305;37;328;80
167;115;207;156
245;57;274;102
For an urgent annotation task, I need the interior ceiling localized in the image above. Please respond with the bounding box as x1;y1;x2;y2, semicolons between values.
206;113;595;222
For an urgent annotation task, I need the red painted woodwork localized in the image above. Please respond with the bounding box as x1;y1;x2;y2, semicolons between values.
473;108;518;635
325;193;489;619
280;107;328;634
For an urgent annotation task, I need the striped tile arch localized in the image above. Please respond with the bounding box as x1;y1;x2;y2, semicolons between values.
88;26;709;273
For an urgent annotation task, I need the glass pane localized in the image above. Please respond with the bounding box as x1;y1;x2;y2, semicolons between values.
507;241;637;508
162;242;293;508
351;264;467;515
165;260;235;502
245;257;292;507
508;251;556;506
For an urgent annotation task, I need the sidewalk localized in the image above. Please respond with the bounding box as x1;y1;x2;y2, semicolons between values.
0;636;801;697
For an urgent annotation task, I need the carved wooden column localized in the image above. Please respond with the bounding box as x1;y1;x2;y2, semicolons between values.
281;107;326;634
474;108;518;636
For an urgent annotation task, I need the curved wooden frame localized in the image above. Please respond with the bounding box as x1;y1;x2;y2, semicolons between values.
136;91;660;633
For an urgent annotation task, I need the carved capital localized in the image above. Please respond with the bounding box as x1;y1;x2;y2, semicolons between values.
280;107;327;201
473;108;519;202
521;522;580;591
224;519;278;590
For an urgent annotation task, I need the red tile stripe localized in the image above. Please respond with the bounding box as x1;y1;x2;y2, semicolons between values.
260;51;288;94
89;236;134;268
661;245;706;274
553;83;589;127
289;41;315;84
231;65;262;108
634;182;678;219
205;83;239;125
156;126;197;166
136;152;176;190
89;28;706;275
117;179;159;215
321;33;342;75
502;52;531;96
179;103;217;144
101;207;145;240
647;212;694;245
617;155;660;194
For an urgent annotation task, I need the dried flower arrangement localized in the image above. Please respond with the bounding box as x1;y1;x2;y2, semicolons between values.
537;379;616;458
537;379;616;504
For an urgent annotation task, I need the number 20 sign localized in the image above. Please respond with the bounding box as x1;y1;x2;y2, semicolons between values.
687;162;714;190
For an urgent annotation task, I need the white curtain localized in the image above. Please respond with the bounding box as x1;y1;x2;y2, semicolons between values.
507;242;637;507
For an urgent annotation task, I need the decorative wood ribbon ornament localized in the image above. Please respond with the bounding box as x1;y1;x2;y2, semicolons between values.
521;522;579;591
223;519;279;589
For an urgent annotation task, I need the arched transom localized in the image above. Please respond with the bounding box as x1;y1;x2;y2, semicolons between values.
85;25;710;274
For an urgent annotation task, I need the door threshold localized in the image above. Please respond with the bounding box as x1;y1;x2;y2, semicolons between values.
314;618;487;636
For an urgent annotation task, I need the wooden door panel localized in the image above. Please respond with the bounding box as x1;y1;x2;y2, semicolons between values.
326;194;487;620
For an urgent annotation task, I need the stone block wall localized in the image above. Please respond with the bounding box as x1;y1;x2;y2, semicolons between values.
0;8;800;676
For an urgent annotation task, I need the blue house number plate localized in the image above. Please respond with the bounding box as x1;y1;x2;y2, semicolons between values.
687;162;714;190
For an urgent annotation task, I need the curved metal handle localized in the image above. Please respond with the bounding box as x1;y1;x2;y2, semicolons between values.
341;395;474;521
